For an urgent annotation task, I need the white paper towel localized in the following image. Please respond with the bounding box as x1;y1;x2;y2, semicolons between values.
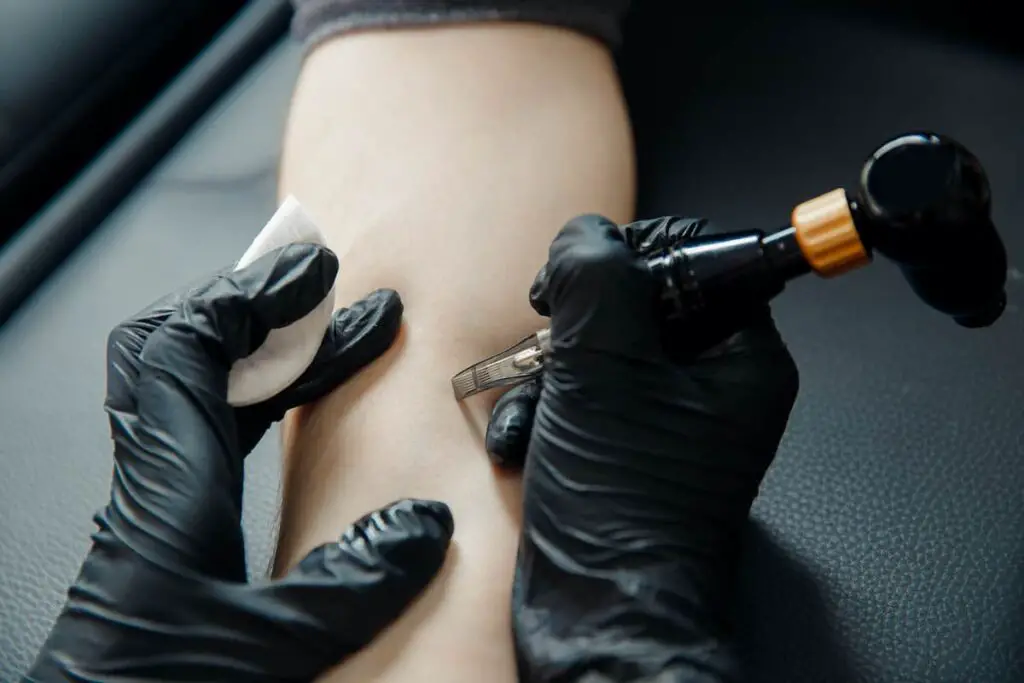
226;195;336;406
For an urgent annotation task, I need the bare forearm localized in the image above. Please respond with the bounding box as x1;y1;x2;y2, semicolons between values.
279;22;635;264
276;22;635;683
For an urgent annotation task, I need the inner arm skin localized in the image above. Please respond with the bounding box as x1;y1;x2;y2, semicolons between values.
275;23;635;683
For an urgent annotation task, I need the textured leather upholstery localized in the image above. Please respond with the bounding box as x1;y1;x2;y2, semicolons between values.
621;8;1024;682
0;6;1021;682
0;40;304;678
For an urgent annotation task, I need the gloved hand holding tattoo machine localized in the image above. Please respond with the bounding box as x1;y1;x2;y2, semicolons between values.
475;132;1008;682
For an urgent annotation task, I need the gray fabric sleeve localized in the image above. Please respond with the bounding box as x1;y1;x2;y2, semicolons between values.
291;0;631;51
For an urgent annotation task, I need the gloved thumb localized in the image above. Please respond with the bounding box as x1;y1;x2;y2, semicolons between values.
530;214;665;360
485;379;540;469
220;499;454;680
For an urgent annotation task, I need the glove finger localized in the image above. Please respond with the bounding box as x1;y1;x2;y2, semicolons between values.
105;309;174;416
528;263;551;317
250;289;403;424
543;214;664;359
214;243;339;366
530;215;628;317
104;265;238;414
621;216;708;254
485;380;541;469
222;499;454;679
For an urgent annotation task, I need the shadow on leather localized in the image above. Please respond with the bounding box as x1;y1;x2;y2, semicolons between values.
736;520;857;683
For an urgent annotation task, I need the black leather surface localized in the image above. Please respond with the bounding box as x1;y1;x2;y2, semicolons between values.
0;41;304;679
621;7;1024;682
1;6;1022;683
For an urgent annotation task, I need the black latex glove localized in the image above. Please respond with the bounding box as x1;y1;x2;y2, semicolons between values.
26;244;453;682
490;215;799;683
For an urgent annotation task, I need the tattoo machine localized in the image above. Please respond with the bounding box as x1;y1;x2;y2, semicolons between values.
451;131;1008;400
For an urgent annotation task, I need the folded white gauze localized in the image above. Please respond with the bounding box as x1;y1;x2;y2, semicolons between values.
226;195;336;407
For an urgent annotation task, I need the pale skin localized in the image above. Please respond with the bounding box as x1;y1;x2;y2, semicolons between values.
275;23;635;683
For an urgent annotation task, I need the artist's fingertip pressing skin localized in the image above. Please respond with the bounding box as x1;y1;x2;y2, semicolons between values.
485;384;539;469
